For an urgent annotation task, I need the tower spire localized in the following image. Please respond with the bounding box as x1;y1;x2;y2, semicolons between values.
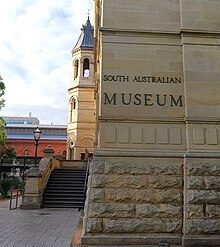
73;14;94;52
87;9;90;20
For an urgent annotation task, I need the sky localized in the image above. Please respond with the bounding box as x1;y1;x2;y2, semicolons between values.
0;0;93;125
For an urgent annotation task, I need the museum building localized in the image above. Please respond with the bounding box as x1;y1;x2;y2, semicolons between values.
4;116;67;157
81;1;220;246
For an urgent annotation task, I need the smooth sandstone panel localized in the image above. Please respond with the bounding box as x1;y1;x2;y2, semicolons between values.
101;122;186;151
183;42;220;119
102;0;181;32
181;0;220;32
101;41;184;119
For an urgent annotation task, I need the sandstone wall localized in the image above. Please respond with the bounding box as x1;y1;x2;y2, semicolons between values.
184;158;220;246
82;159;184;246
82;158;220;246
81;0;220;246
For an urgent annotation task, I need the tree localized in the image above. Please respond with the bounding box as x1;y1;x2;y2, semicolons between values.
2;145;17;160
0;76;5;110
0;76;6;156
0;118;6;146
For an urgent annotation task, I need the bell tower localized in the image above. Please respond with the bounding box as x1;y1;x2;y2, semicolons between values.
67;16;96;160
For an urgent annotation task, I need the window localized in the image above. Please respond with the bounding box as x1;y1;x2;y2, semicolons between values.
70;98;76;122
83;58;90;77
74;60;79;79
62;150;66;159
24;149;30;156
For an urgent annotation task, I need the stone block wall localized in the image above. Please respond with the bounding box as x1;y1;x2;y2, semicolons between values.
82;158;220;246
184;158;220;246
82;160;184;245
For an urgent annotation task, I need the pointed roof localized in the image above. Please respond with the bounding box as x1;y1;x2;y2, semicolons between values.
73;17;94;52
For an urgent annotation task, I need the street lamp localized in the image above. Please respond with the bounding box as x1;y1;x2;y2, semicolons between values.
33;127;41;166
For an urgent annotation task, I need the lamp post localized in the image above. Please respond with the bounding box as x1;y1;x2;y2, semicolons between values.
33;127;41;166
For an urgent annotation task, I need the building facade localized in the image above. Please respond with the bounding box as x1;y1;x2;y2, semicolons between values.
67;17;96;160
82;1;220;246
4;116;67;158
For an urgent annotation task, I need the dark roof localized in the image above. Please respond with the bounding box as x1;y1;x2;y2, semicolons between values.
5;124;67;141
73;17;94;51
3;116;40;125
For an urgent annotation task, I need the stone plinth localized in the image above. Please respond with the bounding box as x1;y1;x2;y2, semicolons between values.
82;159;183;246
183;156;220;246
20;167;42;209
20;146;56;209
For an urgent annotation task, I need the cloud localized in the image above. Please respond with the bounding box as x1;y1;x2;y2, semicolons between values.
0;0;93;124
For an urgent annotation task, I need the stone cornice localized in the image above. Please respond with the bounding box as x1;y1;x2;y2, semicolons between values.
68;84;95;92
94;149;186;158
98;117;185;124
99;27;220;38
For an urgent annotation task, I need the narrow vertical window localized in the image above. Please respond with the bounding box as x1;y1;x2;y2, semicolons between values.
24;149;29;156
70;98;76;122
74;60;79;79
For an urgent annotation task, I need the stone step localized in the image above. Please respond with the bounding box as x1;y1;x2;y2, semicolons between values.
49;177;85;181
43;167;87;208
44;192;84;197
47;180;85;184
43;203;84;208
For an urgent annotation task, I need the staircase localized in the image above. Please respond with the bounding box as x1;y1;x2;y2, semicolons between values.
42;167;87;208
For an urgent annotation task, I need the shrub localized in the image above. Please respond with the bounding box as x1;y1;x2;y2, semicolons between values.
2;145;17;160
11;177;25;190
0;179;13;197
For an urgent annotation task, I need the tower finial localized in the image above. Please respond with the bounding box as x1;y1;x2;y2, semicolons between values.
87;9;90;20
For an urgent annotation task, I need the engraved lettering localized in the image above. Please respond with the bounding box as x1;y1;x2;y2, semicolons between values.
122;93;132;105
170;95;183;107
104;93;117;105
156;94;167;106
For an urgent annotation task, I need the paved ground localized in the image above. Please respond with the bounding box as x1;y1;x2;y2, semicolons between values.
0;198;80;247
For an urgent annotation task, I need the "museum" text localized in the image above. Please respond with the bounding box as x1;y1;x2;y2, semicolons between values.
103;93;183;107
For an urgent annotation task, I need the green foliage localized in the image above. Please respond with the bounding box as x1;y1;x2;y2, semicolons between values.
0;176;24;197
0;76;6;148
0;76;5;110
11;178;25;190
0;179;12;197
2;145;17;160
0;117;6;145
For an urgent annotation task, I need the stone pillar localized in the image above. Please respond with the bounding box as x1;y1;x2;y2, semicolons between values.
43;145;55;158
180;0;220;245
183;156;220;246
20;145;55;209
20;167;42;209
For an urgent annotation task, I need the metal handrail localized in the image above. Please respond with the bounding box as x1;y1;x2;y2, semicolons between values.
9;188;23;210
82;159;90;209
1;156;43;167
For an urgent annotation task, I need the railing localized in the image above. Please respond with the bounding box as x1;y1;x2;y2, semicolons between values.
20;156;61;209
82;159;91;209
39;156;62;194
39;160;52;193
1;156;43;166
0;156;43;179
9;189;23;210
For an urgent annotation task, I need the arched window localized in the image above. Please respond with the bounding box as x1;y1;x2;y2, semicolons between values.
83;58;90;77
24;149;30;156
62;150;67;159
70;98;76;122
74;60;79;79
